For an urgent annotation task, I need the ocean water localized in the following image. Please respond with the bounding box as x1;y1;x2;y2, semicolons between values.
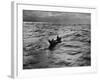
23;22;91;69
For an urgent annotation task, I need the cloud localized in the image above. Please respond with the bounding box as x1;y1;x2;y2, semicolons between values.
23;10;91;24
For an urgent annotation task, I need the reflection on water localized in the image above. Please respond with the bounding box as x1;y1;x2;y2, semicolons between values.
23;22;91;69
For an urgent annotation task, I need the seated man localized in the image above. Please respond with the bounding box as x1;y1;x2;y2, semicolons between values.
56;35;62;43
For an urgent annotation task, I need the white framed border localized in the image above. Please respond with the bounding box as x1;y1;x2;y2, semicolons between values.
11;1;97;78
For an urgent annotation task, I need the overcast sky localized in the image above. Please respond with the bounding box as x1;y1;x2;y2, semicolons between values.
23;10;91;24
